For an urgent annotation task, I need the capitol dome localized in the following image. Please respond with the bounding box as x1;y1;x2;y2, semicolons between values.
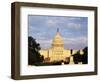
52;28;64;47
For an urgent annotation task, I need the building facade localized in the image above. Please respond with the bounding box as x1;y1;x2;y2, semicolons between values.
39;28;83;63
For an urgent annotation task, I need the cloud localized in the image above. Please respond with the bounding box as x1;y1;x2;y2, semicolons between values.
46;20;56;26
67;23;81;29
63;37;87;44
36;36;87;49
45;19;61;28
36;39;52;49
45;17;69;28
63;36;87;49
66;17;81;21
28;15;87;49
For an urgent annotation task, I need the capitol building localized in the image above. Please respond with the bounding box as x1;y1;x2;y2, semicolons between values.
39;28;83;63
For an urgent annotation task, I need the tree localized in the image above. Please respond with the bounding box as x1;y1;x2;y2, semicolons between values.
28;36;44;65
82;47;88;64
73;51;80;64
73;47;88;64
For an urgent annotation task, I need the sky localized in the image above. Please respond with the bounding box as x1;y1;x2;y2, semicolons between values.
28;15;88;50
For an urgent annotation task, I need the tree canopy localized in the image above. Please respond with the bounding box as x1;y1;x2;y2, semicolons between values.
73;47;88;64
28;36;44;65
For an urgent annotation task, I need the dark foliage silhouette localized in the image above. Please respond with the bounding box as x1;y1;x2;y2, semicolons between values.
28;36;44;65
73;47;88;64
